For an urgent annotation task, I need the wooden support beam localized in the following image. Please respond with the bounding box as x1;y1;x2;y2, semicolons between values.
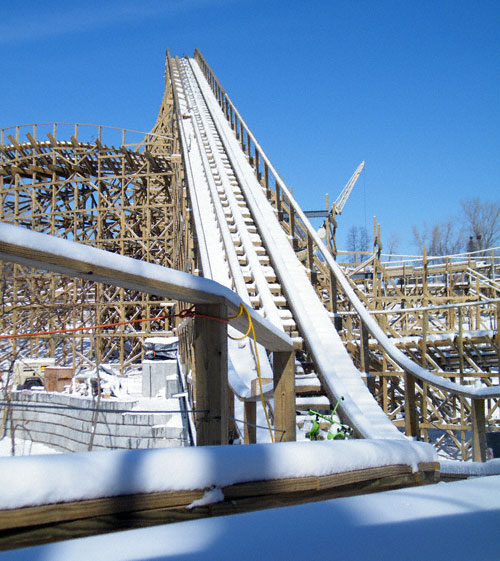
244;401;256;444
227;388;238;444
457;307;465;375
471;398;486;462
360;322;374;394
193;303;228;446
0;223;293;353
273;350;296;442
496;303;500;374
404;372;419;438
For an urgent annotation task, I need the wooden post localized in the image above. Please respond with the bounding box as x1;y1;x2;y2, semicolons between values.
422;245;428;299
496;303;500;375
290;208;297;249
273;351;296;442
457;307;465;376
404;372;419;438
329;269;337;316
193;303;228;446
244;401;257;444
227;388;238;444
275;183;282;218
307;235;315;283
360;322;374;394
471;398;486;462
264;163;270;199
421;309;428;368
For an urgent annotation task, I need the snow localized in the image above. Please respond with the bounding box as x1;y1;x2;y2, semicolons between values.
441;458;500;477
179;59;500;405
175;58;283;405
2;475;499;561
392;329;496;346
1;60;498;559
186;487;224;510
0;439;436;511
0;222;232;304
0;437;59;457
144;336;179;345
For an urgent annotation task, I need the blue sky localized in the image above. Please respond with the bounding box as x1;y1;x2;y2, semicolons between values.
1;0;498;253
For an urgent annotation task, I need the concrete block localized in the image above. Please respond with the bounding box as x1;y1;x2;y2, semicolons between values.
5;386;190;452
142;361;177;398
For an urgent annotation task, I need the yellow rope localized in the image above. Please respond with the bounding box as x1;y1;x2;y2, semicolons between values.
228;304;274;442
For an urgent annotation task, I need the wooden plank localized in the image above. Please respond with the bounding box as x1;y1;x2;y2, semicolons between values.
0;223;293;352
471;398;486;462
223;464;413;498
0;490;204;531
244;401;256;444
0;462;438;531
404;372;419;438
273;351;296;442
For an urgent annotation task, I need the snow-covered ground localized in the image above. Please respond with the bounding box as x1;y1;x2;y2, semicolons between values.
2;475;499;561
0;437;58;457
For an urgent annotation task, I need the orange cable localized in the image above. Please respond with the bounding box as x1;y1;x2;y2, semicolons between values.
0;305;231;340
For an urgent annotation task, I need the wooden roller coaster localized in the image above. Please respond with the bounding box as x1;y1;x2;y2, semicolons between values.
0;50;499;464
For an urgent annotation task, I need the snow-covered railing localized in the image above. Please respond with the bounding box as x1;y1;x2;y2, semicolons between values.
193;50;500;460
0;223;295;446
0;439;438;549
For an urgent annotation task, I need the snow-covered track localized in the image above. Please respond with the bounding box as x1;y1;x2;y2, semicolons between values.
182;51;500;459
172;56;404;440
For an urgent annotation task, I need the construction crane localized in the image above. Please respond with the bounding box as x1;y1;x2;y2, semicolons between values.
310;162;365;254
332;161;365;216
304;161;365;220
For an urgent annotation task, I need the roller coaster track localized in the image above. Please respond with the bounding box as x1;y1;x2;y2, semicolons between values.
169;53;500;448
170;56;405;440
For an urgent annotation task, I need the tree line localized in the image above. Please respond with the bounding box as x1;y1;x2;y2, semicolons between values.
345;198;500;257
412;198;500;255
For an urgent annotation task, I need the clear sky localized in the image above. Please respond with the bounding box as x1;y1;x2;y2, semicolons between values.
1;0;498;253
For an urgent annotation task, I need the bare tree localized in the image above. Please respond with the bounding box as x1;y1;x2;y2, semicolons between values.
412;198;500;256
461;198;500;250
412;219;463;256
385;232;400;260
346;226;370;262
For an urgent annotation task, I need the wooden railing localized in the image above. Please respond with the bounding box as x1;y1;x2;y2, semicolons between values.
0;223;295;446
0;122;172;154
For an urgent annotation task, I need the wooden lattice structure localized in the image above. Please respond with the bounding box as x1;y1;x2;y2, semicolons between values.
337;250;500;459
0;119;188;372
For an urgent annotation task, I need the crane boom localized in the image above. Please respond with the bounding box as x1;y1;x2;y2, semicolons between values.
334;161;365;214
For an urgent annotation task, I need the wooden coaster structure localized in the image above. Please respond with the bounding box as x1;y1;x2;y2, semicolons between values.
0;122;188;372
0;50;499;462
337;247;500;460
